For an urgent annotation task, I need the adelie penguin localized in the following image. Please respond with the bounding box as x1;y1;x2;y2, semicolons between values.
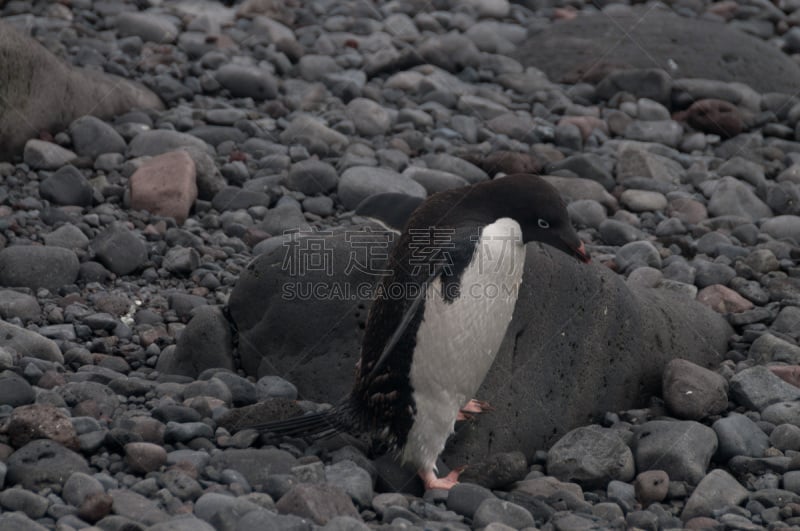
241;173;591;490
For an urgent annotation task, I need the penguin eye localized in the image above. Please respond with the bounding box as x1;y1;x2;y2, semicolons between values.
537;218;550;229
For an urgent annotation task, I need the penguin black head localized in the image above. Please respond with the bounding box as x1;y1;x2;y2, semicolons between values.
407;173;590;263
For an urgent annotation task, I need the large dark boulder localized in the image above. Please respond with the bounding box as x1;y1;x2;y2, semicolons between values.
228;231;377;397
445;245;728;464
227;230;730;460
515;8;800;94
0;22;163;160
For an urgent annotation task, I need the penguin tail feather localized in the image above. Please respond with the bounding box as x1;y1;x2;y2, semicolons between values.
242;402;357;440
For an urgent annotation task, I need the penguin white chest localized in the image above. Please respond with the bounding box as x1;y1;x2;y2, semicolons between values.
403;217;526;469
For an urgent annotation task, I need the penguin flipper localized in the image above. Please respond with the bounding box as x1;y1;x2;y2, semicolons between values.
364;265;443;382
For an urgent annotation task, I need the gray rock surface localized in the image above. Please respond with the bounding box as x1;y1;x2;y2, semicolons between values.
546;425;635;488
730;366;800;411
156;306;234;378
681;469;749;520
712;413;770;461
516;8;800;94
6;439;90;490
338;166;427;210
0;321;62;363
0;246;79;291
632;420;718;484
662;358;728;420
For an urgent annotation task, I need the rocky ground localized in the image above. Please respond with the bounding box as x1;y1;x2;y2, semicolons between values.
0;0;799;529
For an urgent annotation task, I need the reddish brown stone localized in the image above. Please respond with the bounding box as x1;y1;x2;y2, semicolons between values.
36;370;66;389
697;285;754;314
125;442;167;474
78;492;113;523
553;7;577;20
558;116;609;140
685;99;743;139
770;366;800;388
473;151;544;177
73;399;102;419
117;415;165;444
667;197;708;225
685;516;722;529
5;403;79;449
635;470;670;505
130;150;198;225
706;0;738;20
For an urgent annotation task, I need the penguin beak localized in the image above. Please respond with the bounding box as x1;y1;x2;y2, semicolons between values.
574;241;591;263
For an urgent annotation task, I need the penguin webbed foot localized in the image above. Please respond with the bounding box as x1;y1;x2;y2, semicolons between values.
456;398;494;421
420;465;465;490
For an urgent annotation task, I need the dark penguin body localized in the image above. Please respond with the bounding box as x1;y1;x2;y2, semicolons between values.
243;174;590;489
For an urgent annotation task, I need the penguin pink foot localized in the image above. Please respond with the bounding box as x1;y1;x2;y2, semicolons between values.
457;399;493;421
420;466;465;490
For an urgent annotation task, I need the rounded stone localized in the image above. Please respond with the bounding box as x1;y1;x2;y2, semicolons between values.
214;64;278;101
6;403;78;449
90;224;148;276
69;115;126;158
124;442;167;474
345;98;392;136
63;472;104;507
23;140;76;170
547;425;635;488
634;470;669;505
39;165;93;206
287;159;339;195
620;189;668;212
473;498;535;529
6;439;90;490
686;99;743;139
337;166;426;210
0;246;79;291
662;358;729;420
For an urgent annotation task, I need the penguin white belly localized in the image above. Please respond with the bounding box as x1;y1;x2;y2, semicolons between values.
402;218;526;470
